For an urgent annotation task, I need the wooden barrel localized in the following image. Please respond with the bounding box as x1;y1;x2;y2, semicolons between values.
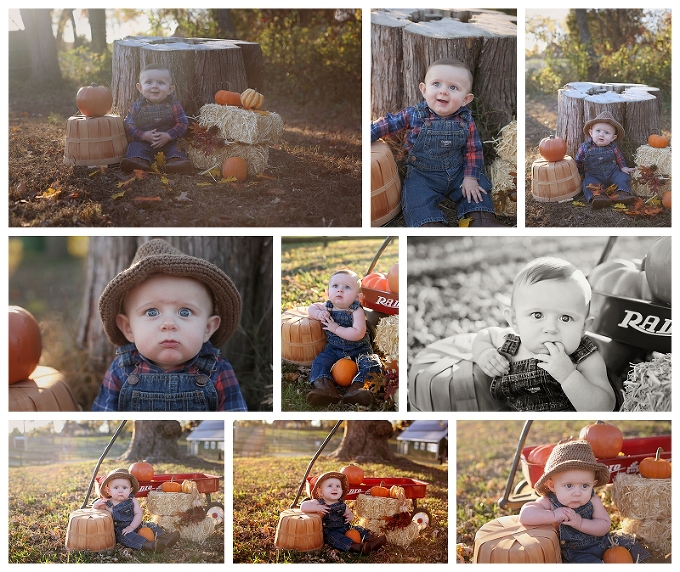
274;509;323;551
281;307;326;366
65;508;116;551
473;515;561;563
64;115;127;167
371;140;401;226
531;156;581;202
9;366;79;411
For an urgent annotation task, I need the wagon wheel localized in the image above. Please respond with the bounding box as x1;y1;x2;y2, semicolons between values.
513;479;531;496
411;507;432;529
206;501;224;524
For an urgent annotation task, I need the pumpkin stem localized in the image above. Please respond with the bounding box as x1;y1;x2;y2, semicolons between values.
655;447;663;461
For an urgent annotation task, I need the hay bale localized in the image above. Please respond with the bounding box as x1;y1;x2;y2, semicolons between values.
150;514;216;543
375;315;399;360
493;120;517;163
620;354;671;412
621;517;671;557
384;520;420;548
187;142;269;175
147;490;198;515
634;144;671;177
357;517;383;534
198;104;283;145
489;157;517;217
354;494;409;519
610;473;671;520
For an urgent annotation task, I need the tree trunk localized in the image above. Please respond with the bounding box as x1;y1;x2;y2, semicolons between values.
111;36;262;117
77;236;273;409
55;9;74;52
119;420;186;463
88;8;107;54
574;9;598;79
371;8;517;143
556;82;661;164
20;9;63;85
330;421;395;463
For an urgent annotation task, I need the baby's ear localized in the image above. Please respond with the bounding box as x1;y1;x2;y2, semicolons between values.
583;314;595;333
204;315;221;342
463;93;474;106
116;314;135;343
136;82;143;95
419;82;427;97
503;306;517;329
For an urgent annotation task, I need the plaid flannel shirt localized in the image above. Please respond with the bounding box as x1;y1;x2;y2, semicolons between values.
92;341;247;412
574;138;628;175
123;95;188;142
370;104;484;179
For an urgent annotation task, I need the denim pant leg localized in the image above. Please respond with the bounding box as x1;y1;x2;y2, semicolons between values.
355;353;382;384
160;140;188;161
310;347;343;384
582;173;603;202
446;171;496;217
609;168;631;192
563;544;605;563
125;140;155;162
402;166;449;227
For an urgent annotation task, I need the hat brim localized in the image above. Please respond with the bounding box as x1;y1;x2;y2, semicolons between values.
534;459;610;496
583;117;625;140
99;254;242;348
97;470;140;497
311;471;349;499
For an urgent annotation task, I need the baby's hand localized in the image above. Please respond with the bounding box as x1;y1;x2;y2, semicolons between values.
315;309;331;322
150;131;172;149
344;508;354;523
534;342;575;382
561;507;582;529
552;507;571;523
122;526;134;535
621;166;636;175
321;315;339;334
92;498;107;510
477;348;509;377
461;176;488;203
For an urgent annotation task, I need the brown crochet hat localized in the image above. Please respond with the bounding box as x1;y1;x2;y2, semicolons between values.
96;468;140;498
583;111;625;140
310;471;349;499
534;440;610;496
99;239;242;348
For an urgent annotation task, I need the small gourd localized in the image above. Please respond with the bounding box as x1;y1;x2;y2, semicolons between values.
215;90;242;106
128;461;154;482
137;527;155;541
76;83;113;117
639;447;671;479
579;421;623;459
603;546;633;563
662;191;671;209
9;306;42;384
370;485;390;497
181;480;197;494
221;156;248;181
389;485;405;499
647;134;669;148
345;529;361;543
538;135;567;162
331;357;358;387
241;88;265;110
340;464;364;486
161;481;182;493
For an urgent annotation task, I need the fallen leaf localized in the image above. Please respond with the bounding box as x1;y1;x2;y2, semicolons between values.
196;182;212;187
133;197;162;203
175;191;191;201
160;176;170;186
612;203;627;209
154;151;166;168
112;191;126;200
572;200;587;207
458;217;472;227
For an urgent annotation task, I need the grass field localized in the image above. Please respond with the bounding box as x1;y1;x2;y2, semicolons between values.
456;420;671;563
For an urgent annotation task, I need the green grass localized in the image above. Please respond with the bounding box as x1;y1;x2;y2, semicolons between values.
455;420;671;563
9;458;224;563
281;237;399;412
233;455;447;563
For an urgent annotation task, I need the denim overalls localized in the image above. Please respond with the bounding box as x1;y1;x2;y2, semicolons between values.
317;499;371;551
402;101;494;227
116;343;219;411
126;97;185;163
309;301;381;386
489;334;597;412
107;497;164;550
581;143;631;202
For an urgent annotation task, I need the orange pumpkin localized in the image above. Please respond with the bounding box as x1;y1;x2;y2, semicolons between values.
241;88;265;110
387;263;399;294
340;464;364;486
128;461;154;482
370;486;390;497
137;527;155;541
345;529;361;543
644;236;672;303
215;90;242;106
647;134;669;148
221;156;248;181
161;481;182;493
9;306;42;384
603;546;633;563
662;190;671;209
527;444;555;466
538;135;567;162
331;357;358;387
76;83;113;117
639;447;671;479
579;421;623;459
362;272;389;292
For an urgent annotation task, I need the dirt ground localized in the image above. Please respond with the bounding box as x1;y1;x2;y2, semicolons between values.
525;92;671;227
8;81;361;227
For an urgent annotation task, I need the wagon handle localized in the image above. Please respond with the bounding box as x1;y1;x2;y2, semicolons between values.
81;420;128;509
498;420;533;510
596;236;617;266
290;420;343;509
365;236;394;276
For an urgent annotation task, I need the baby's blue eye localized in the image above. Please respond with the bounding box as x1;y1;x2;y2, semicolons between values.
433;82;440;87
179;308;192;317
450;85;459;91
530;311;543;319
145;308;159;317
560;315;572;322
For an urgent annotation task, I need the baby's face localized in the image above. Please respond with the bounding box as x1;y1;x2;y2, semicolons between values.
508;279;589;355
137;69;175;103
318;477;344;503
106;478;133;502
589;122;617;147
419;64;473;118
327;273;360;310
116;274;220;370
547;469;596;508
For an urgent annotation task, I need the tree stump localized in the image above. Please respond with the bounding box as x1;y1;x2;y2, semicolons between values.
371;8;517;143
556;82;661;164
111;36;263;118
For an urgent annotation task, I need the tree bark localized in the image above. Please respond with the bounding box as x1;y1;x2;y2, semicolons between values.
371;9;517;143
330;421;395;463
20;9;63;85
111;36;261;117
119;420;186;463
574;9;598;79
88;8;107;54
